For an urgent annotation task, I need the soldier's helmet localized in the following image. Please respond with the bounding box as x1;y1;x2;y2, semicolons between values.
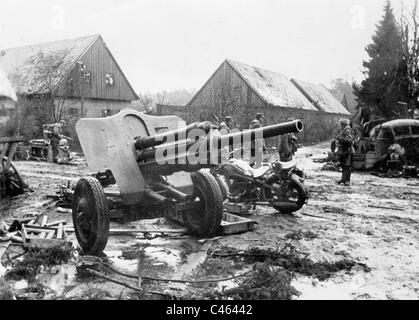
224;116;233;122
256;113;266;120
338;118;350;127
59;119;67;127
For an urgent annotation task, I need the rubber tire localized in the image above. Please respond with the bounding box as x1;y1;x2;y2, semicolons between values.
183;170;223;237
273;173;307;214
72;177;109;255
213;172;229;201
1;157;26;197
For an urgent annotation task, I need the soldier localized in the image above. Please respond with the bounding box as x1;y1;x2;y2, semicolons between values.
43;119;67;163
278;117;298;162
218;116;234;135
334;118;355;186
249;113;266;166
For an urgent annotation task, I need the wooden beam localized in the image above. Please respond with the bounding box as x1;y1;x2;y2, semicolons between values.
0;136;24;144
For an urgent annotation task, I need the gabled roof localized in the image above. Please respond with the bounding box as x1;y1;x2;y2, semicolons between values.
226;59;317;110
0;34;99;95
291;79;351;115
0;68;17;102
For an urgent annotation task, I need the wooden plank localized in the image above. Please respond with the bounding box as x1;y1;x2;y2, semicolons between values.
0;143;8;168
40;215;48;226
0;240;11;275
46;220;67;227
221;212;256;235
21;226;28;242
0;136;24;144
25;224;59;231
57;223;63;240
0;241;11;260
46;230;55;239
4;143;18;170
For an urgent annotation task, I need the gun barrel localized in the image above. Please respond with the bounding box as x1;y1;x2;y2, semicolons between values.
134;121;213;150
217;119;303;147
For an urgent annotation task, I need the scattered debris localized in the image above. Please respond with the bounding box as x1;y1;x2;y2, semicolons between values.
321;163;340;171
221;212;256;235
206;263;299;300
285;229;317;240
322;206;347;214
0;278;15;300
210;245;370;281
5;246;71;281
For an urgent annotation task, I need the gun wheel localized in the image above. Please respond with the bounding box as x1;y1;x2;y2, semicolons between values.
72;177;109;255
183;170;223;237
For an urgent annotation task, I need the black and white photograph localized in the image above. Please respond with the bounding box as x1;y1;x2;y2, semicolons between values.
0;0;418;304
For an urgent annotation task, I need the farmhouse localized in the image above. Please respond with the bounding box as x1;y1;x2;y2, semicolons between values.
185;59;351;143
0;34;138;140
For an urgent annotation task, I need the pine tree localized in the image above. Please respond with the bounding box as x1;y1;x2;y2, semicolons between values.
354;0;408;119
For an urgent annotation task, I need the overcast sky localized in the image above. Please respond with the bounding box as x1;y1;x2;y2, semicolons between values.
0;0;398;93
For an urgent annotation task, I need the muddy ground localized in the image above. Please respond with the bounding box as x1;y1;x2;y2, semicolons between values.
1;142;418;300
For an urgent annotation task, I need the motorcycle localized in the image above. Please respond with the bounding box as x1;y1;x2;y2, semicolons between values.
211;158;307;213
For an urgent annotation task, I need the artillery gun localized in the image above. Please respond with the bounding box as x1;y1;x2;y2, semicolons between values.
73;109;303;254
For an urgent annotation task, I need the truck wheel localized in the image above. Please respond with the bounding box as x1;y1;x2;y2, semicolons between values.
183;170;223;237
72;177;109;255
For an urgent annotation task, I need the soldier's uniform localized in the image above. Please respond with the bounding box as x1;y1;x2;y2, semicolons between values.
249;113;266;166
388;143;405;161
43;121;65;163
278;118;298;162
218;122;231;135
336;122;355;185
278;133;297;162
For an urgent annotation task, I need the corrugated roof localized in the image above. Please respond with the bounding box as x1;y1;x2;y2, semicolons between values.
0;68;17;101
226;59;317;110
0;34;99;95
291;78;351;115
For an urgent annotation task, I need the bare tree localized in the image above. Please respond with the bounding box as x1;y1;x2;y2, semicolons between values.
399;0;419;116
137;93;154;114
28;49;82;122
3;49;83;140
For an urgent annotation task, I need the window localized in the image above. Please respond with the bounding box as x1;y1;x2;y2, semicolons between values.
411;125;419;135
105;73;114;86
393;126;411;136
102;108;113;117
378;128;393;140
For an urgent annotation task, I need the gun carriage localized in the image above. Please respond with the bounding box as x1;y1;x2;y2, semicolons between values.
72;109;303;254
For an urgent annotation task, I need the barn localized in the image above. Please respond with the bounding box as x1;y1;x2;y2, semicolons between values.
185;59;351;144
0;34;138;141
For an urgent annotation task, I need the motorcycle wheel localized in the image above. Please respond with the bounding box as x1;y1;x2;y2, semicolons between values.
272;174;307;213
